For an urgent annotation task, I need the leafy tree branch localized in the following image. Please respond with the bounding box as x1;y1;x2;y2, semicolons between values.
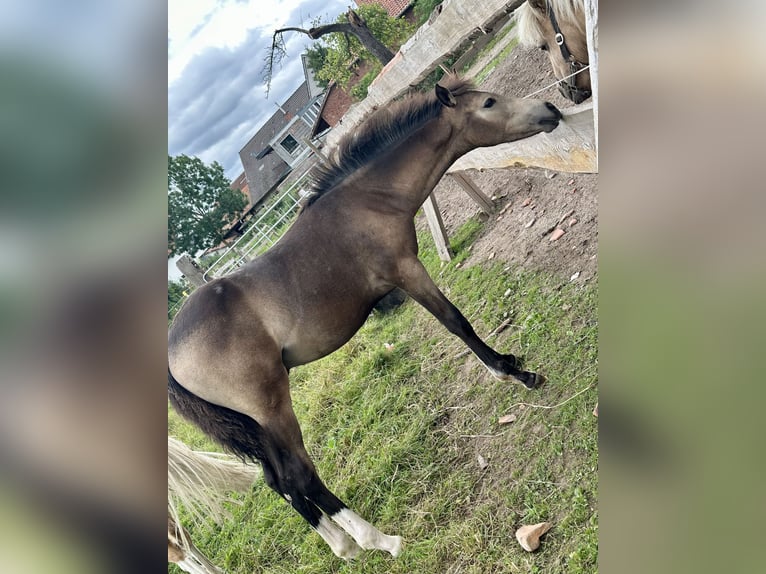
168;154;247;258
263;7;408;96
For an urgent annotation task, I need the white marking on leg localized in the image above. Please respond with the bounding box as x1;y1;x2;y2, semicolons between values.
331;508;403;557
177;556;218;574
316;515;362;559
484;363;533;387
485;364;511;380
177;543;223;574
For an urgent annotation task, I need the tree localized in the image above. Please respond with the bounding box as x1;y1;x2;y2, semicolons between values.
305;44;330;89
168;278;190;322
168;154;247;257
263;6;412;96
413;0;444;26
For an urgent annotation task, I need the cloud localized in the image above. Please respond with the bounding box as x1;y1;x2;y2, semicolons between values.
168;0;349;180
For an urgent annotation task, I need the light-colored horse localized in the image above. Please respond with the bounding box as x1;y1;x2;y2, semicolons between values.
168;437;258;573
517;0;591;103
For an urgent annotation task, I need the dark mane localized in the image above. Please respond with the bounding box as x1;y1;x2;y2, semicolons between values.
304;75;475;208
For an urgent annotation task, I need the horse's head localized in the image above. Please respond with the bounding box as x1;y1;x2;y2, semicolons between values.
519;0;591;104
435;81;562;148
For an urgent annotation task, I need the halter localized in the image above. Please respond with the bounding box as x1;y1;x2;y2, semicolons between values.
546;1;591;103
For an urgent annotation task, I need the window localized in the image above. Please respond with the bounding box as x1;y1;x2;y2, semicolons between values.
280;134;299;154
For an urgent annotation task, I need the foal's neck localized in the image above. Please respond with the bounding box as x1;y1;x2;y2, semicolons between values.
362;119;468;217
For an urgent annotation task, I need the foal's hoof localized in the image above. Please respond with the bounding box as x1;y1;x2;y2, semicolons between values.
387;535;403;558
522;372;545;390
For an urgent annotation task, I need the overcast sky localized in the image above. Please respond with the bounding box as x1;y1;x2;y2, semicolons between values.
168;0;350;181
168;0;351;280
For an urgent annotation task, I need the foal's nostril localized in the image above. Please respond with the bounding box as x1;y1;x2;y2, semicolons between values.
545;101;563;119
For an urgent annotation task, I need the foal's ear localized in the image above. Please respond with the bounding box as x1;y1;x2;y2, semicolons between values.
435;84;456;108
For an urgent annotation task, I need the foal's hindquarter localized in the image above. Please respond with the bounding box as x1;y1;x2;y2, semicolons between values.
168;78;562;559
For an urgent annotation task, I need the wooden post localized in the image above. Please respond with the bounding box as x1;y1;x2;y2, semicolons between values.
176;255;207;287
449;172;495;214
303;138;329;165
422;193;453;261
585;0;598;169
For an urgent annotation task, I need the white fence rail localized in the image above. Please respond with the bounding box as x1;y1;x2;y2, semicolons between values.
201;171;313;281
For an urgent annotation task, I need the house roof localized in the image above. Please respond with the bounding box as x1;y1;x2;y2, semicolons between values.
311;57;378;136
302;53;324;99
355;0;413;18
230;172;251;207
281;82;311;118
316;82;355;130
239;82;311;205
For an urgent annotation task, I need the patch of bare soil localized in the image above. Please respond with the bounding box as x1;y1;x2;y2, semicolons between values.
416;40;599;540
422;46;597;285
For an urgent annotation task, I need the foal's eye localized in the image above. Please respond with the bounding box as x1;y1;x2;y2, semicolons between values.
483;98;495;108
539;43;549;52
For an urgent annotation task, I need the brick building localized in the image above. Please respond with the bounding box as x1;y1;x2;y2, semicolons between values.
355;0;414;19
238;55;328;207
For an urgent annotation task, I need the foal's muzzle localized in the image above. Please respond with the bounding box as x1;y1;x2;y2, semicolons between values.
545;101;563;120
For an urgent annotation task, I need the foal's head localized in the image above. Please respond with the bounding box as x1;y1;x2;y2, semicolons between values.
435;75;562;148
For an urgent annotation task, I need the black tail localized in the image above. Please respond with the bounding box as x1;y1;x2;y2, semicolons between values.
168;369;268;464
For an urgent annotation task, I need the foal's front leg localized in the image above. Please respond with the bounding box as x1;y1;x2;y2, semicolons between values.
395;257;541;389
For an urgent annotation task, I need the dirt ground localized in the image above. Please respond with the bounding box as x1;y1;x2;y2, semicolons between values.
420;42;598;284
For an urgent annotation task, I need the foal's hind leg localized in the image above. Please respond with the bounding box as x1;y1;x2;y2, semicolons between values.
260;396;401;557
264;440;361;558
395;257;541;388
306;479;403;556
244;394;360;558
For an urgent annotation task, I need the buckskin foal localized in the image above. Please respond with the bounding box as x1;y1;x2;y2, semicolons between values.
168;75;562;559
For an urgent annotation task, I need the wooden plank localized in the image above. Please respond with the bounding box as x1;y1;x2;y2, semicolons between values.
585;0;598;169
422;193;453;262
449;172;494;214
451;14;512;71
448;102;597;174
303;138;329;165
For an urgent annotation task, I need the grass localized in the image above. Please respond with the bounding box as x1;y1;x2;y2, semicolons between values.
169;217;598;573
414;19;517;94
458;20;516;77
472;36;519;85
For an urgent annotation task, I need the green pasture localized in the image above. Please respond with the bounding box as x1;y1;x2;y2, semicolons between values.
169;218;598;574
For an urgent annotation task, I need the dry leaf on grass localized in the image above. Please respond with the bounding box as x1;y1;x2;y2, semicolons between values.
498;414;517;424
515;522;552;552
